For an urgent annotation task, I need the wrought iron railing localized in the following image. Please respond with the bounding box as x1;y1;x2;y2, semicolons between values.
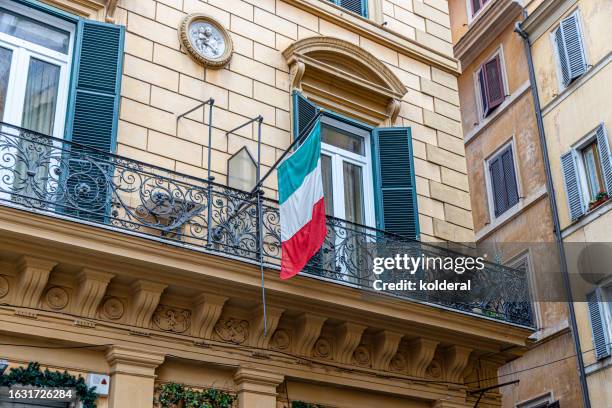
0;123;533;326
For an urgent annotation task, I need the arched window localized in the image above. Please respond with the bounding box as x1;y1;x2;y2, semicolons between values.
283;37;419;239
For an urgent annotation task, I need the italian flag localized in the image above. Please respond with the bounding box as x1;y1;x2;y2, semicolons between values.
278;121;327;279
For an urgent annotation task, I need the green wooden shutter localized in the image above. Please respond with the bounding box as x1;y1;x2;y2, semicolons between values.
292;91;318;141
63;19;124;222
587;288;611;360
372;127;419;239
65;19;125;151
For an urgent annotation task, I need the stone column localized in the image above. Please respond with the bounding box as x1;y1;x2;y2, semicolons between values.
234;367;284;408
105;346;165;408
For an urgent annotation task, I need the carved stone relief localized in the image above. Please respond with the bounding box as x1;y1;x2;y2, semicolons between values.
0;276;8;299
152;305;191;333
426;359;443;379
313;337;333;360
270;329;291;350
390;353;407;372
214;318;249;344
45;287;69;310
101;297;125;320
353;345;371;367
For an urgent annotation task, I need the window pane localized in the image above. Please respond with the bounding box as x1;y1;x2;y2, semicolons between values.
321;124;365;155
0;46;12;120
0;8;70;54
321;154;334;216
582;143;604;200
343;162;365;225
22;58;60;135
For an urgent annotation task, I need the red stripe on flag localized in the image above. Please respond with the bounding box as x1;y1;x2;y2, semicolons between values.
280;198;327;280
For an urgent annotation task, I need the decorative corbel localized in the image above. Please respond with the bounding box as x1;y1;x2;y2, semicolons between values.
13;256;57;308
386;98;402;126
407;338;439;378
105;0;118;23
248;305;285;349
371;330;403;370
192;293;228;339
127;280;167;328
292;312;327;356
334;322;366;364
444;345;473;383
73;268;114;318
288;57;306;91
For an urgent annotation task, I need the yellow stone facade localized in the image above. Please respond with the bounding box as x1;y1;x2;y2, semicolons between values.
449;0;585;407
0;0;540;407
521;0;612;407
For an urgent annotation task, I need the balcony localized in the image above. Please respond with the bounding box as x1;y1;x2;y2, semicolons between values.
0;123;533;327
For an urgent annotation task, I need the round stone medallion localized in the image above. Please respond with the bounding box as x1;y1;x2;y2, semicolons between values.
179;14;233;68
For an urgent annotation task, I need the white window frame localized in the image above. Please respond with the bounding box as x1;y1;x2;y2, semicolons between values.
550;8;589;93
472;46;509;122
571;125;606;210
483;137;522;221
466;0;492;25
0;0;75;140
516;393;553;408
594;277;612;344
320;115;376;229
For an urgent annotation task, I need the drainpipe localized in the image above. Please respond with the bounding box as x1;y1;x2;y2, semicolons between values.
515;15;591;408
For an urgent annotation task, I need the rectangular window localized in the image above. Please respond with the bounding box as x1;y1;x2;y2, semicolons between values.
581;141;605;201
320;115;374;227
561;124;612;220
553;10;587;89
487;143;519;218
476;53;506;118
327;0;368;17
469;0;491;18
0;4;74;137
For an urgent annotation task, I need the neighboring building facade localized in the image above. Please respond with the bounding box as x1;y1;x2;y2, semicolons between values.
449;0;582;407
520;0;612;407
0;0;535;407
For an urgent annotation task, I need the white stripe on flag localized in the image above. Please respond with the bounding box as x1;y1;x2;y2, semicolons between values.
280;158;324;241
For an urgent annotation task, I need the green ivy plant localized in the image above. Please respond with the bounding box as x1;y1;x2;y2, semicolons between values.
0;362;98;408
291;401;324;408
156;382;235;408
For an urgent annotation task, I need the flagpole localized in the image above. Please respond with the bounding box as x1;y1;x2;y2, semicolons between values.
249;110;323;196
254;116;268;337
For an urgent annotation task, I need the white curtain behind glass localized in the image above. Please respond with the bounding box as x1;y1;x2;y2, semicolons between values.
22;58;60;135
13;58;60;200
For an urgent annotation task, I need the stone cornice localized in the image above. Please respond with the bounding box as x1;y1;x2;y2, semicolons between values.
521;0;577;42
454;0;523;68
282;0;460;74
0;205;533;347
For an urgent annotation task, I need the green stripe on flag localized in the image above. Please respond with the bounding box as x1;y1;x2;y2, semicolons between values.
278;121;321;204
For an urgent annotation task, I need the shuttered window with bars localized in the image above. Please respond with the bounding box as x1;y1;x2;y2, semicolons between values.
553;11;587;89
487;143;519;218
327;0;368;17
292;92;419;239
476;53;506;118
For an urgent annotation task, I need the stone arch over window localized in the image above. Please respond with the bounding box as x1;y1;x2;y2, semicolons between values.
282;36;407;126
